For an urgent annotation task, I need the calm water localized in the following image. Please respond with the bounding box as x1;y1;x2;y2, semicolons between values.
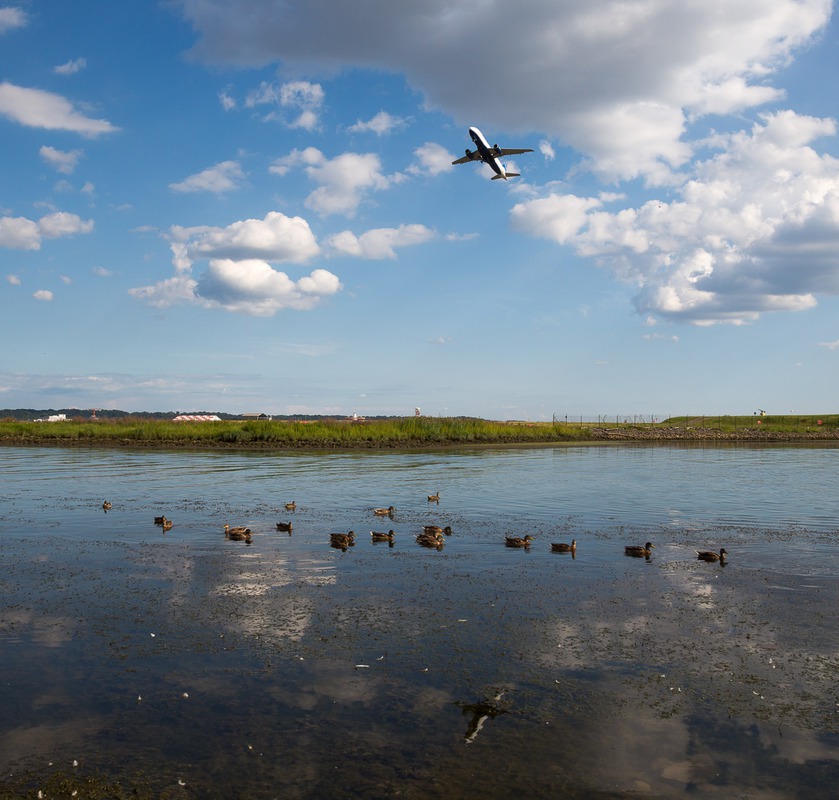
1;443;838;798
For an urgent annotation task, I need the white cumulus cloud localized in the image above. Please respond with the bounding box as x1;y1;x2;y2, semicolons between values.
0;6;27;34
130;211;337;316
195;260;341;315
325;224;435;259
348;111;408;136
0;81;118;136
169;160;246;193
409;142;455;176
0;211;93;250
54;57;87;76
511;110;839;325
272;147;397;217
40;145;83;174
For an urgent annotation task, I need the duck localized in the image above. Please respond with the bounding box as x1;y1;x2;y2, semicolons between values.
153;515;165;525
423;525;453;536
505;535;535;548
625;542;655;557
371;530;396;542
696;547;727;562
330;531;355;548
161;517;173;531
284;501;296;511
373;506;396;517
102;501;112;511
427;491;440;502
416;531;444;548
226;529;251;543
276;521;293;532
551;539;577;553
224;524;252;536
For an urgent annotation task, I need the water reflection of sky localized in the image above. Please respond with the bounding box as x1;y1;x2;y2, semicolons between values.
1;444;838;797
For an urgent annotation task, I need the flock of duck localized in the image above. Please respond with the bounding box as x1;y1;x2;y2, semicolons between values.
104;494;728;563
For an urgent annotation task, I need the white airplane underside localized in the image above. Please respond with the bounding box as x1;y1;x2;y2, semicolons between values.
452;126;533;180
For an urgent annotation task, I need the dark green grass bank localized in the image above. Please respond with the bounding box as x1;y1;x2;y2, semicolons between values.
0;417;589;448
1;415;838;449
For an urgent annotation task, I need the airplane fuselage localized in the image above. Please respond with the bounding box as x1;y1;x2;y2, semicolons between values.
452;126;532;180
469;126;506;179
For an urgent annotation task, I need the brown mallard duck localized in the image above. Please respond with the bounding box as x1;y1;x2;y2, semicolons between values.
371;530;396;542
276;521;293;532
284;501;296;511
505;535;535;548
102;501;112;511
416;531;444;548
423;525;453;535
696;547;727;562
625;542;655;557
153;515;166;525
224;524;251;536
373;506;396;517
161;516;173;531
330;531;355;549
551;539;576;552
226;529;251;542
427;491;440;502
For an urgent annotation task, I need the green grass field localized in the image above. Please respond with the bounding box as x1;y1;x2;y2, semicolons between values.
0;414;836;448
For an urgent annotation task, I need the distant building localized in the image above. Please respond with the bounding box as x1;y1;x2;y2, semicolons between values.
34;414;67;423
241;412;272;420
172;414;221;422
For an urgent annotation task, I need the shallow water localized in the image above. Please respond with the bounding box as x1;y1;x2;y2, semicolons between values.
1;443;838;798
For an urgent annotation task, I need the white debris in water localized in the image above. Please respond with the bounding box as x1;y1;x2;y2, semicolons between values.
355;664;370;669
182;692;189;698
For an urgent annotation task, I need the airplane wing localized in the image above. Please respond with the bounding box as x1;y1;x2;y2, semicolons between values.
452;151;483;165
498;148;534;157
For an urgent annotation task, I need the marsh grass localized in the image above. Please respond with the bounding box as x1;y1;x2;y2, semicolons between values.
2;414;837;449
0;416;590;448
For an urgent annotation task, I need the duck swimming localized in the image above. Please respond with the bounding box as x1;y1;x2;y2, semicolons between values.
551;539;576;553
423;525;453;536
696;547;727;562
276;521;293;532
102;501;112;511
427;491;440;502
371;530;395;542
161;516;173;531
284;501;296;511
330;531;355;549
625;542;655;557
373;506;396;517
505;535;535;548
416;531;444;548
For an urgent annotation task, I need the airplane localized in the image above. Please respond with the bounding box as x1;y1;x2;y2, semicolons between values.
451;126;534;180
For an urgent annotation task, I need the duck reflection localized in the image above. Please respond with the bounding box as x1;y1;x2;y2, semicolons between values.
455;690;507;745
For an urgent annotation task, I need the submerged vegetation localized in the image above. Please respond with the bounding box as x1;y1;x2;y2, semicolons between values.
0;413;838;449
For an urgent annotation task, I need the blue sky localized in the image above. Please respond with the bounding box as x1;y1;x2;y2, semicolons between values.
3;0;839;419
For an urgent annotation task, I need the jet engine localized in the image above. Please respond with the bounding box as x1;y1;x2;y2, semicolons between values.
465;148;473;158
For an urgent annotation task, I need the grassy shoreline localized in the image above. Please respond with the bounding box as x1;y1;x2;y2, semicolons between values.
2;415;839;449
